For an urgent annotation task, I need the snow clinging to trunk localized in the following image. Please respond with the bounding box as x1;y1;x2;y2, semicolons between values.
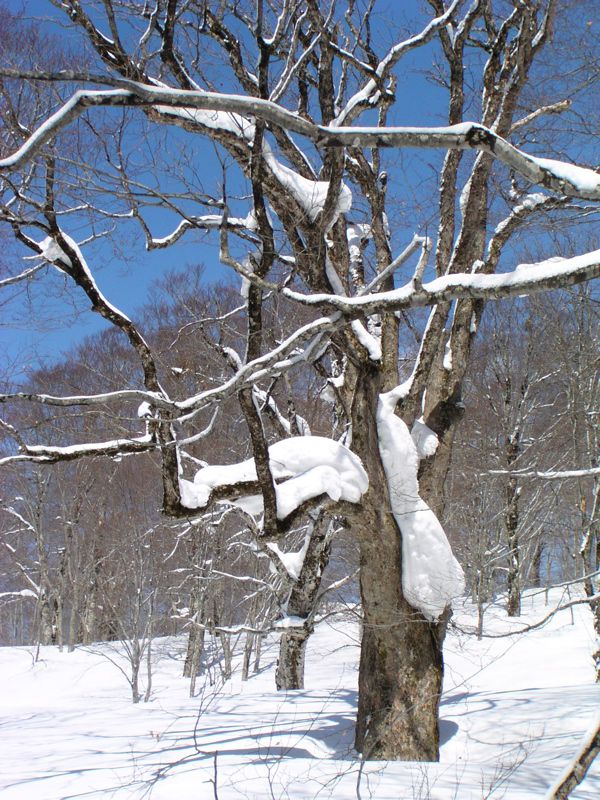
377;387;465;620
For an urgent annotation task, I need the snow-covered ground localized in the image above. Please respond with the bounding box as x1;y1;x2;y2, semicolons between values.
1;589;598;799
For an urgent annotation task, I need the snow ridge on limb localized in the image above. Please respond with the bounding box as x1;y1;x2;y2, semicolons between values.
179;436;368;522
2;81;600;201
377;387;465;621
2;249;597;433
280;249;600;313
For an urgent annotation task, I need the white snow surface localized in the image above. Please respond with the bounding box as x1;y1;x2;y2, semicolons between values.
377;387;465;620
263;144;352;224
181;436;368;519
410;417;439;459
266;537;310;580
533;156;600;193
545;708;600;799
0;589;598;799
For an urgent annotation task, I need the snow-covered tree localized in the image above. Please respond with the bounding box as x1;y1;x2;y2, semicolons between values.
1;0;600;760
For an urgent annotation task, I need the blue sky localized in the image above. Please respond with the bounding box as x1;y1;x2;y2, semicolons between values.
3;1;595;382
2;0;451;380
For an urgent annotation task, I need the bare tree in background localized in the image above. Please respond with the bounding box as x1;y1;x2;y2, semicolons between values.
1;0;600;760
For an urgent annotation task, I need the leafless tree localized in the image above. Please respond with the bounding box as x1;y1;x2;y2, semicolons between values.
1;0;600;760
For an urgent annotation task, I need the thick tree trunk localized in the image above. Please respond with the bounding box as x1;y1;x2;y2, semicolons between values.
355;513;447;761
352;367;446;761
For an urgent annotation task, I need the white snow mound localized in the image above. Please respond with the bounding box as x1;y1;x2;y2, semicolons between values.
377;388;465;620
181;436;368;519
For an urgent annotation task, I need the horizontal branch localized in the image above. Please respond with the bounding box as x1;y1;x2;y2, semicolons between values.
1;82;600;200
0;389;173;411
2;252;597;423
456;593;600;639
279;249;600;316
0;435;154;466
0;263;46;288
489;466;600;480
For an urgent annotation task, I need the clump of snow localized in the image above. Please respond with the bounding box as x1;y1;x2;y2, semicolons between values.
351;320;382;361
347;223;371;264
137;401;152;418
274;465;345;519
264;145;352;224
273;615;307;629
0;589;37;599
39;236;72;268
513;191;548;212
411;418;439;459
156;106;256;142
267;536;310;581
377;387;465;620
182;436;368;520
443;340;453;371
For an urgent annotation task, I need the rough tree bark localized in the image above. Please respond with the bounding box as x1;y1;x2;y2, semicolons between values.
275;511;332;691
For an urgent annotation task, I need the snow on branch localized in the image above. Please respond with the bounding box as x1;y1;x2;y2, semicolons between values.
456;593;600;639
0;263;46;288
147;213;256;249
1;82;600;201
0;434;154;466
0;389;173;411
178;436;368;522
332;0;462;125
1;250;598;429
280;249;600;314
318;125;600;200
546;711;600;800
489;466;600;480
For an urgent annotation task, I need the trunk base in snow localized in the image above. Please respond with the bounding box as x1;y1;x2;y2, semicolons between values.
355;579;447;761
351;370;450;761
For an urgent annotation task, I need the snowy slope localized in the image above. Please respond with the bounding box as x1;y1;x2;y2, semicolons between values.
0;589;598;799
